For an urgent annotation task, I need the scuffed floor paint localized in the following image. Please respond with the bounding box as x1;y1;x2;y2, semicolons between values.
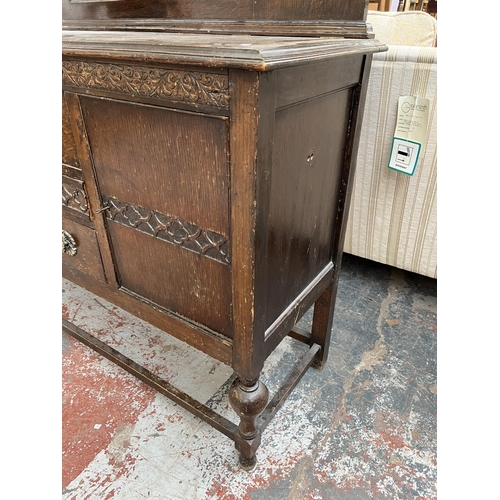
62;335;156;487
62;254;437;499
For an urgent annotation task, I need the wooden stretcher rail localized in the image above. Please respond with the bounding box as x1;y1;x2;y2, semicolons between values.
63;318;321;446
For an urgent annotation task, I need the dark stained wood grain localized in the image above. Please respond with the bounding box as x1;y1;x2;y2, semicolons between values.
61;12;387;467
63;19;373;39
310;55;374;369
62;175;89;216
62;92;81;171
106;221;233;337
63;0;254;21
63;265;233;365
229;69;262;381
80;96;230;237
263;87;352;330
252;70;277;356
62;0;373;37
263;263;334;357
63;0;367;23
254;0;365;21
228;377;269;469
65;92;119;287
101;196;231;265
62;217;106;283
63;61;230;112
275;55;363;109
63;205;95;230
62;32;384;71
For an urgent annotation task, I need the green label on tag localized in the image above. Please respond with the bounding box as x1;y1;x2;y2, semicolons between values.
389;96;429;176
388;137;421;176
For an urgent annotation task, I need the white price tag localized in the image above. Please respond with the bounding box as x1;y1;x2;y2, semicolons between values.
388;96;429;176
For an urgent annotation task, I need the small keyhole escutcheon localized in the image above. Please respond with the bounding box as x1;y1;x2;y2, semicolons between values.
306;148;316;167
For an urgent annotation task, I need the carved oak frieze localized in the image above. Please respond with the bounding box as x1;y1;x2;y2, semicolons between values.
62;176;90;215
102;196;231;265
62;61;230;108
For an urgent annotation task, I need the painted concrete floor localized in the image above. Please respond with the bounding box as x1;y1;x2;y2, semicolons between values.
62;253;437;500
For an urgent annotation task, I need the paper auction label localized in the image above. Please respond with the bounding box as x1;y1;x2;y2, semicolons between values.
388;96;429;176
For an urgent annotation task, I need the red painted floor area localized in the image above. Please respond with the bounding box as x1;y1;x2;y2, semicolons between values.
62;333;156;486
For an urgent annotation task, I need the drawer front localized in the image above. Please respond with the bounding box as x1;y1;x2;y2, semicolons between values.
62;217;105;283
79;96;233;336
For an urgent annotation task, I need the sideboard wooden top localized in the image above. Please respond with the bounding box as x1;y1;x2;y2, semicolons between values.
62;31;386;70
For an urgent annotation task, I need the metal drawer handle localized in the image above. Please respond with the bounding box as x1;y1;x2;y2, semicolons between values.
62;230;77;256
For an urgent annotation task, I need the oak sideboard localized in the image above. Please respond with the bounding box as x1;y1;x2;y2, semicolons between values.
62;0;386;469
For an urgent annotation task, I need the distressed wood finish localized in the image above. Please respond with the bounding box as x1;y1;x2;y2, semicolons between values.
62;217;106;283
63;60;230;108
311;55;374;369
62;0;371;38
62;10;386;468
62;175;90;216
62;32;382;70
79;96;230;236
108;221;233;336
101;196;231;265
62;92;82;178
65;92;119;287
63;0;366;21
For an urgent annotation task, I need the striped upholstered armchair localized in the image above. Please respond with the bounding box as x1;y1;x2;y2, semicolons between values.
344;11;437;278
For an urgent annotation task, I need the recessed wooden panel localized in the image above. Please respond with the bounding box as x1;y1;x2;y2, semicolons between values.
264;89;352;329
107;221;233;337
276;56;363;109
80;96;229;236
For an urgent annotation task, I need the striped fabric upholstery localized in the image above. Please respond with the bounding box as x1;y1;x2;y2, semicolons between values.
344;45;437;278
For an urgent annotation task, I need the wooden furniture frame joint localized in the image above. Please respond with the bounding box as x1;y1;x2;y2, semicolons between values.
62;318;321;471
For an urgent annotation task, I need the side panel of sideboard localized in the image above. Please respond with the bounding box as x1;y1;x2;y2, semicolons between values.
253;54;371;361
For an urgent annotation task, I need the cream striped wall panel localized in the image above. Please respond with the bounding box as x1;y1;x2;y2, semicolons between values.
344;45;437;278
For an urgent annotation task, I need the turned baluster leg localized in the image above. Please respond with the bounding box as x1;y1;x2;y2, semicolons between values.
228;377;269;470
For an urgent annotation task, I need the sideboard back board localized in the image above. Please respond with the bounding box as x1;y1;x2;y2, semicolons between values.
63;0;374;37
